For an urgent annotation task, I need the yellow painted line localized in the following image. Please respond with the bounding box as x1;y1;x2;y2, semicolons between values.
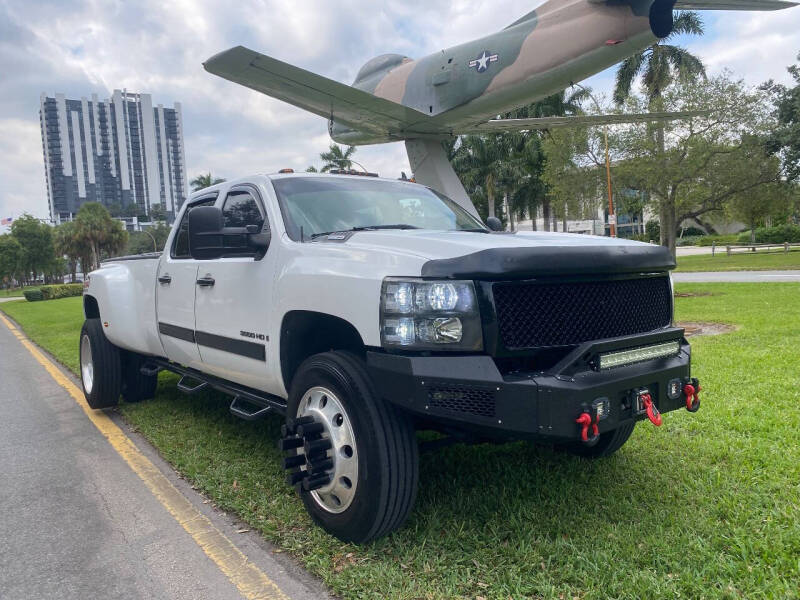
0;312;288;600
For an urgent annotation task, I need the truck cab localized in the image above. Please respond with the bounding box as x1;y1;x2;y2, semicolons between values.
80;172;699;543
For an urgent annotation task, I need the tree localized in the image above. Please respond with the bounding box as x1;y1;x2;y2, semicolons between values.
190;172;225;192
126;222;171;255
613;12;706;106
53;221;88;283
0;234;22;286
611;75;783;254
10;215;54;284
74;203;129;271
763;53;800;183
451;135;507;219
320;144;356;172
613;11;706;249
149;203;167;222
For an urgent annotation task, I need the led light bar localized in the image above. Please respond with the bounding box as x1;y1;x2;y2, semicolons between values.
598;340;680;370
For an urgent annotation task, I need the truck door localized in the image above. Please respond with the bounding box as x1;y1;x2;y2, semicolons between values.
155;195;217;370
193;185;277;392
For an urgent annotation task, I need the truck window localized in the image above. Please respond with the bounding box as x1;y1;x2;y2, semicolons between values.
171;198;217;259
222;190;264;230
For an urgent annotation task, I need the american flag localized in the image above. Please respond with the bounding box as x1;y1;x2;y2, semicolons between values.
0;217;12;226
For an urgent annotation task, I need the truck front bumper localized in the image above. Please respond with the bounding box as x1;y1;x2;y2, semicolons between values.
367;327;695;441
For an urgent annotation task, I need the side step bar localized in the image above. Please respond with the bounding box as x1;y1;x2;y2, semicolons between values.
148;357;287;419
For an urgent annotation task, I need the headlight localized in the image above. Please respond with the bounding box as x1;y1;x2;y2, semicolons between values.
380;278;482;350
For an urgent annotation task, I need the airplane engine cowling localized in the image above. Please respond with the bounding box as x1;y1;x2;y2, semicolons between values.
649;0;676;38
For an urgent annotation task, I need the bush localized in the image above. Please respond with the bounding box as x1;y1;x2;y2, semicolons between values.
40;283;84;300
23;289;44;302
645;221;660;242
680;227;707;237
696;234;740;247
737;224;800;244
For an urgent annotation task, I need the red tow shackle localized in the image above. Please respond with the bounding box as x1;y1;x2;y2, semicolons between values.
641;392;662;427
684;380;701;412
575;412;599;444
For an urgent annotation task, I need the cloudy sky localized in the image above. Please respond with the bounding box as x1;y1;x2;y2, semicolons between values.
1;0;798;228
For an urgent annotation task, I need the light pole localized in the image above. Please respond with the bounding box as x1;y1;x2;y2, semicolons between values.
572;84;616;237
142;229;157;252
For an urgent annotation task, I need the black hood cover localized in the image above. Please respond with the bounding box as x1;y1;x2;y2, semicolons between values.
420;244;675;280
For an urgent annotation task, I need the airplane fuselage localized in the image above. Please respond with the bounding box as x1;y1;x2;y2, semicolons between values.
331;0;661;144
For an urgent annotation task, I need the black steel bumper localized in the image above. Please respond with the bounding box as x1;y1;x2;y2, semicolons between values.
366;327;694;441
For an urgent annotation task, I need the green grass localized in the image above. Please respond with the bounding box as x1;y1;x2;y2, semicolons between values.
0;285;42;298
676;248;800;272
3;286;800;599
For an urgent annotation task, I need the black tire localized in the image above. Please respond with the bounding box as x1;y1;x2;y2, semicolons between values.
287;351;419;544
559;422;636;458
79;318;122;409
120;351;158;403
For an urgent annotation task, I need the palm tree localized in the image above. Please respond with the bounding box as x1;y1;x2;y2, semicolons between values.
190;172;226;192
613;11;705;253
613;12;705;107
320;144;356;172
451;135;509;219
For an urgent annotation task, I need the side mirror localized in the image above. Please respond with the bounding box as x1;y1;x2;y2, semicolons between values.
188;206;271;260
486;216;504;232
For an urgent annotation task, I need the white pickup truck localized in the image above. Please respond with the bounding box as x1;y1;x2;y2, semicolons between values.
81;172;700;543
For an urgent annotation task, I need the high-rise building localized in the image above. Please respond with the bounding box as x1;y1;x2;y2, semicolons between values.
39;90;188;223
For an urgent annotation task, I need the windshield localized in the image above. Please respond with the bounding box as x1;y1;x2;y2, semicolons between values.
272;176;485;241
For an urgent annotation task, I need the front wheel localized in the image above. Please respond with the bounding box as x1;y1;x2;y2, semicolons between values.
559;422;636;458
79;319;121;409
285;351;419;544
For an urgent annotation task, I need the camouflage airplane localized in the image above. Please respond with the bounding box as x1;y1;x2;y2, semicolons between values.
204;0;797;215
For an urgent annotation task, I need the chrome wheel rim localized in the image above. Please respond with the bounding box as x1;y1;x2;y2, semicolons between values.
298;386;358;514
80;334;94;395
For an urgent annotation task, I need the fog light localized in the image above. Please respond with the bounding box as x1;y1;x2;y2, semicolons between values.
598;341;680;370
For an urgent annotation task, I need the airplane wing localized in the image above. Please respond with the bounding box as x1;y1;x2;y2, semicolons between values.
203;46;429;136
465;111;709;133
672;0;797;9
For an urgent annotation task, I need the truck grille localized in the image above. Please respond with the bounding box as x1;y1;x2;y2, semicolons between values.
492;276;672;350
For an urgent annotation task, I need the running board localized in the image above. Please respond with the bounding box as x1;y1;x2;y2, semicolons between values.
148;357;287;417
229;396;272;421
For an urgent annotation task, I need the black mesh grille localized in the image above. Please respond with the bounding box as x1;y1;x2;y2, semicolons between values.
427;386;495;418
492;276;672;350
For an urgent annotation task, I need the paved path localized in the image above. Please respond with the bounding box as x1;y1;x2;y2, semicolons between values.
673;270;800;282
676;246;715;256
0;316;330;600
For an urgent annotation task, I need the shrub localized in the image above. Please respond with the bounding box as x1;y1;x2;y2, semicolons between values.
23;289;44;302
645;221;660;242
680;227;707;237
737;224;800;244
40;283;84;300
696;234;740;247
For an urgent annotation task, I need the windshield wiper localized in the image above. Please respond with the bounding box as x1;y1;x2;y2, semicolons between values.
452;228;490;233
310;224;419;240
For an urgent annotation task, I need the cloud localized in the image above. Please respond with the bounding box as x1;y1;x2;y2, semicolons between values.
0;0;797;225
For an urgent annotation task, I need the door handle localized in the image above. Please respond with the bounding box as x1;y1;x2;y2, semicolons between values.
196;275;215;287
158;274;172;284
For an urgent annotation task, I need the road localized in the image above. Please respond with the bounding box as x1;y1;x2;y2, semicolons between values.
0;315;329;600
672;270;800;282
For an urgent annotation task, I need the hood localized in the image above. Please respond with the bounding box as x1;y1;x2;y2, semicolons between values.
337;229;650;261
322;229;675;279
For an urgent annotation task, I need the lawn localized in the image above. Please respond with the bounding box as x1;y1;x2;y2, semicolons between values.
0;285;42;298
2;286;799;600
676;248;800;272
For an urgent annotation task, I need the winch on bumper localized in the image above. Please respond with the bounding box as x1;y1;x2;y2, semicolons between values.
367;327;698;442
